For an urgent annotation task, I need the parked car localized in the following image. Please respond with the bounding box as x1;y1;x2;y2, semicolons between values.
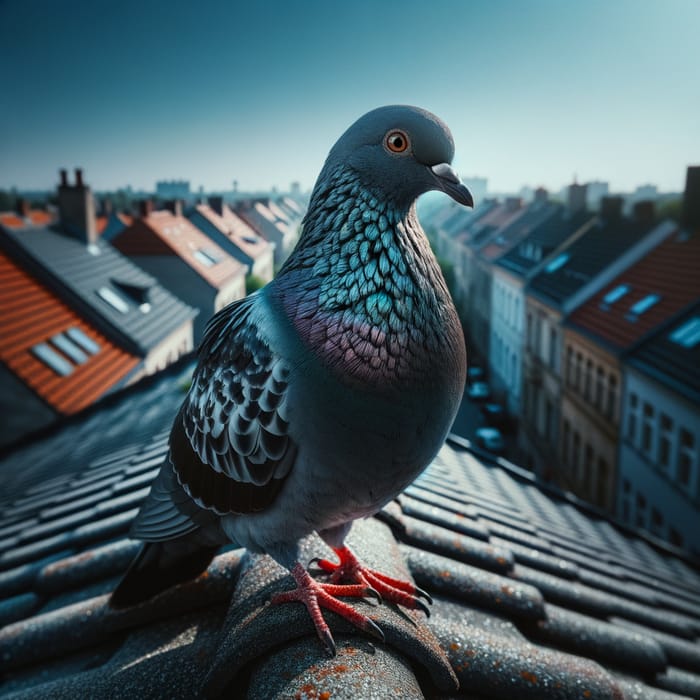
474;427;505;454
467;381;491;401
480;402;507;426
467;365;485;383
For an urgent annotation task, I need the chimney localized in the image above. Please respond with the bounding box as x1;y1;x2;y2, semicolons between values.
505;196;523;212
534;187;548;203
633;200;655;225
208;196;224;216
16;198;30;218
682;165;700;230
600;196;623;221
57;167;98;245
139;199;154;218
567;182;588;213
165;199;183;217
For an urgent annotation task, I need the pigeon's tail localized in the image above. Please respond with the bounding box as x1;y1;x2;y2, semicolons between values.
110;537;220;608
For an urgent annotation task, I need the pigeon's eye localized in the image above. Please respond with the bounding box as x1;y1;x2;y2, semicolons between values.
385;130;410;154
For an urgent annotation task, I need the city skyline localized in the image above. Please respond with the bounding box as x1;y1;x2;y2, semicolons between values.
1;0;698;195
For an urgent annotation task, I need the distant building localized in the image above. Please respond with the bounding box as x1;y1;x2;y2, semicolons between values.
521;196;669;480
234;198;301;267
0;169;197;445
586;181;609;210
461;176;488;204
111;200;247;342
156;180;191;200
620;301;700;555
562;206;694;511
187;197;275;285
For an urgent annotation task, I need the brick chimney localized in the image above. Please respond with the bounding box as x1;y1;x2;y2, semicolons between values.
633;200;655;225
57;168;97;245
600;196;623;221
567;182;588;213
682;165;700;230
208;196;224;216
16;198;30;218
139;199;154;218
164;199;183;217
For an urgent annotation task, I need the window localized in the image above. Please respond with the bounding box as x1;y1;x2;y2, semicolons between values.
572;432;581;479
627;293;661;318
595;366;605;409
562;419;571;467
51;333;88;365
601;284;630;307
627;393;638;442
565;346;574;386
97;286;130;314
584;359;593;402
606;374;618;420
32;342;74;376
67;327;100;355
582;443;593;495
669;527;683;548
548;328;557;370
651;508;664;537
193;249;221;267
636;492;647;528
670;316;700;348
597;458;609;507
642;402;654;453
574;352;583;391
677;428;696;488
658;413;673;470
544;252;570;273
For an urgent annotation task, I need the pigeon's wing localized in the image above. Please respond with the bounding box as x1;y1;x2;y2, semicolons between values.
172;291;296;516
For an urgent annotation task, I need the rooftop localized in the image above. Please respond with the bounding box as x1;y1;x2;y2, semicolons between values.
0;363;698;698
113;211;247;290
527;215;658;308
0;251;139;417
0;223;197;357
627;299;700;406
567;229;700;353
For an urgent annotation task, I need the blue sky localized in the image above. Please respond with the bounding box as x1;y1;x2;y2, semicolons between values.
1;0;698;194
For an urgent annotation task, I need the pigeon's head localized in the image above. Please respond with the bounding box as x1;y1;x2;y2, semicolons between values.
324;105;473;210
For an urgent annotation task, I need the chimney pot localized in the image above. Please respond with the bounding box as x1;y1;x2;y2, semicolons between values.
57;169;97;244
59;169;68;187
208;196;224;216
75;168;84;187
139;199;154;217
600;196;623;221
165;199;183;217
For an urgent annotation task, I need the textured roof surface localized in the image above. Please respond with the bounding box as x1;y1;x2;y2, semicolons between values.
628;299;700;406
0;251;140;415
0;224;196;355
497;208;596;279
1;366;699;698
189;204;273;264
528;216;656;307
567;229;700;352
113;212;247;290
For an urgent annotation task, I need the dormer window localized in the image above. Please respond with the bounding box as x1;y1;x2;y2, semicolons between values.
544;252;570;273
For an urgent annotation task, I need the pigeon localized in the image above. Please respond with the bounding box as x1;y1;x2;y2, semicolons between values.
111;105;472;654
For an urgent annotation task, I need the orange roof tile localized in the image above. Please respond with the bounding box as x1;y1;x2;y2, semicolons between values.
115;212;246;290
568;228;700;350
96;216;108;234
28;210;53;226
0;213;25;228
0;252;140;414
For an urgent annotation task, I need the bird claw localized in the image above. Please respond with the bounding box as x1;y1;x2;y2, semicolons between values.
363;586;382;604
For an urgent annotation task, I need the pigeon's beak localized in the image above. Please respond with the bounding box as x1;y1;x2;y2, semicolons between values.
430;163;474;207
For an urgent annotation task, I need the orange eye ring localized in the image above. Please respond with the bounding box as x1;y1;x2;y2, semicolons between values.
385;130;410;154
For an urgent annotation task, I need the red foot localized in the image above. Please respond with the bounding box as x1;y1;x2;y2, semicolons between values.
311;546;432;616
270;562;384;655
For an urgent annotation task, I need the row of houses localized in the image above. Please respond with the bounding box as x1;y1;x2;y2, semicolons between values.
0;169;304;449
426;167;700;555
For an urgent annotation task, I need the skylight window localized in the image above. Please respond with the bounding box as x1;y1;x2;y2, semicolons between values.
193;249;221;267
629;293;660;316
544;252;570;273
32;342;73;376
66;327;101;354
51;333;88;364
601;284;630;308
670;317;700;348
97;286;130;314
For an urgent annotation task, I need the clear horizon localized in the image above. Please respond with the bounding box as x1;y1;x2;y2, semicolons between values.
1;0;698;195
